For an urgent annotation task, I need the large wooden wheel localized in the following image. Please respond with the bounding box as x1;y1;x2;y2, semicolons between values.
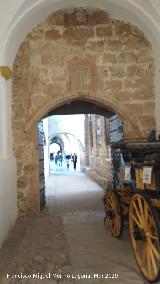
105;190;123;238
129;193;160;282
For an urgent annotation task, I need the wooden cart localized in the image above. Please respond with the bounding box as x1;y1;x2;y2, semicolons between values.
103;139;160;282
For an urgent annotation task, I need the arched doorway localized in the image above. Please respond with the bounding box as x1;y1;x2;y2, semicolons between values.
49;143;61;156
50;137;64;154
12;8;155;216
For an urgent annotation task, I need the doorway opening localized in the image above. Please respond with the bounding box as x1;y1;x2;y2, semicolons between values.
37;99;123;211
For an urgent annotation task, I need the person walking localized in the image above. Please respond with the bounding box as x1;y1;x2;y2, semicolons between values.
58;153;63;167
72;153;77;171
55;153;58;165
65;154;71;169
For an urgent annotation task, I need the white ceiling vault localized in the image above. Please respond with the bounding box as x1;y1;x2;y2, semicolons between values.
1;0;160;65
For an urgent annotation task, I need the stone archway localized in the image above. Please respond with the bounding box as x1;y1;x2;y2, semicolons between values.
12;8;155;216
50;136;64;153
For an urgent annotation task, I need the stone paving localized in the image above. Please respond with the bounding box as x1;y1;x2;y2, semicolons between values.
0;172;148;284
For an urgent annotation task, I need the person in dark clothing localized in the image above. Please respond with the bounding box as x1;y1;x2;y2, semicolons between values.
72;153;77;170
58;153;63;167
65;154;71;169
50;153;54;160
55;153;58;165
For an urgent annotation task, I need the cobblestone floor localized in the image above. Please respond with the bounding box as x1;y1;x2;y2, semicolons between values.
0;172;148;284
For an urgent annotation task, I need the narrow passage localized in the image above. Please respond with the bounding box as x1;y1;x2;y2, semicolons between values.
0;173;144;284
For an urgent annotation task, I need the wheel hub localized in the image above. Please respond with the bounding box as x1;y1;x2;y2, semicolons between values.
107;209;115;219
134;227;146;241
140;229;146;242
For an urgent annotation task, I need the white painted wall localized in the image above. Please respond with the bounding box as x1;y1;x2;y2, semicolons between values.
48;115;85;149
0;159;17;248
0;77;17;249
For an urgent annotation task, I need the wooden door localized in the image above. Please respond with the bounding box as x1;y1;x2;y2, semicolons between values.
109;115;123;143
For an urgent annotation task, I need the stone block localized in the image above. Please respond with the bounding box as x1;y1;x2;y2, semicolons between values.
86;40;106;52
49;10;65;26
132;26;151;46
107;39;123;51
136;49;153;63
138;115;156;128
23;163;37;174
115;21;132;36
104;80;122;91
72;7;87;25
44;83;65;95
63;27;94;42
45;29;62;40
109;66;125;77
143;102;155;115
64;12;74;26
28;27;44;40
118;52;137;63
132;89;154;100
31;94;48;106
126;36;151;50
30;55;41;66
126;65;144;77
113;90;134;101
123;78;144;89
96;26;112;37
125;103;143;114
124;78;153;90
86;12;96;26
94;9;110;24
17;176;29;189
12;104;27;120
103;52;116;63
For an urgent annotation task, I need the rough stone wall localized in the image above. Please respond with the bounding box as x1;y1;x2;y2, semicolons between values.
12;8;155;215
86;114;111;188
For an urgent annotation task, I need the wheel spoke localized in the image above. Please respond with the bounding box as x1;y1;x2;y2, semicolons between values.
110;219;115;233
129;194;160;281
148;238;160;261
107;198;113;210
138;197;145;226
144;200;148;229
148;215;154;230
110;193;114;205
146;243;152;279
149;245;158;276
107;197;113;208
130;213;142;229
142;243;146;267
131;234;136;250
106;192;122;238
133;202;143;226
149;234;158;240
108;194;115;208
115;216;120;232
